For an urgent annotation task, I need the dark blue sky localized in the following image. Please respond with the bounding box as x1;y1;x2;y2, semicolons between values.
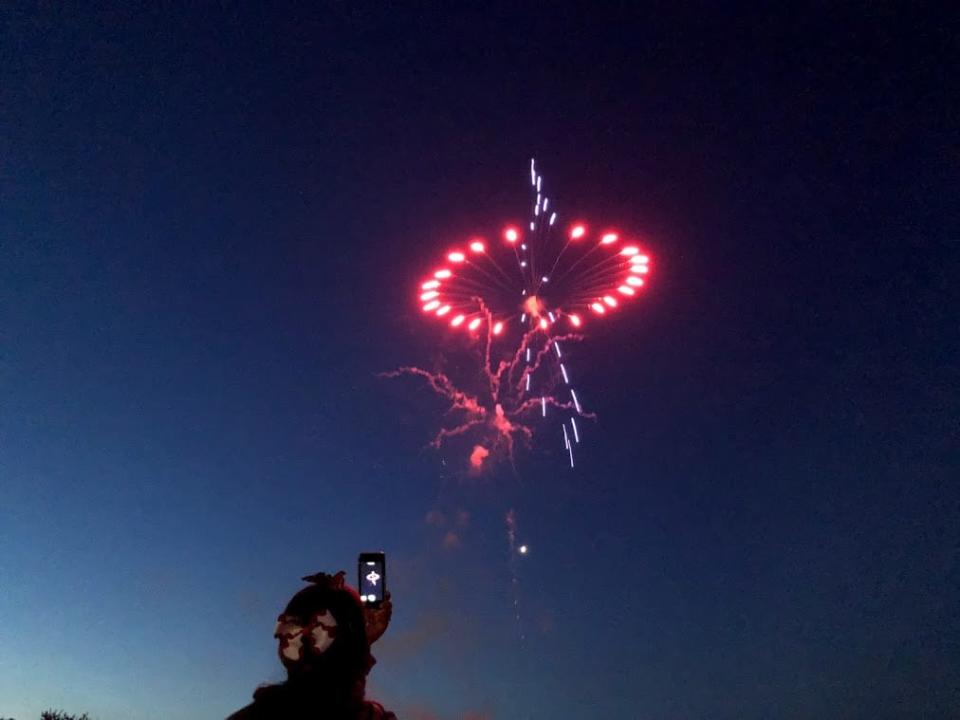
1;4;957;719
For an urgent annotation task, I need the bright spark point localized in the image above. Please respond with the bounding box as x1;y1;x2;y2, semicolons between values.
570;224;586;239
519;545;528;555
541;397;546;416
423;300;441;311
470;240;486;253
571;417;580;442
434;269;452;279
448;251;465;263
603;295;617;308
421;280;440;290
468;317;482;331
420;290;439;301
539;318;548;329
627;276;645;287
601;233;618;244
620;246;639;256
568;314;582;327
436;305;451;316
451;314;465;326
493;321;504;335
591;302;605;313
505;227;519;242
618;285;635;295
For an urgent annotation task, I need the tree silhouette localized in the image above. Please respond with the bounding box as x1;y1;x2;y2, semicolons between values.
0;710;92;720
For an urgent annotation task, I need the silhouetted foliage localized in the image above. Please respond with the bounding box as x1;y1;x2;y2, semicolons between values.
41;711;90;720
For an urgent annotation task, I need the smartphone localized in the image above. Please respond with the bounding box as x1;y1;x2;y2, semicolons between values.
358;552;386;607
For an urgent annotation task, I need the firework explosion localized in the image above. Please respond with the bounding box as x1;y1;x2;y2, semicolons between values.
389;159;652;470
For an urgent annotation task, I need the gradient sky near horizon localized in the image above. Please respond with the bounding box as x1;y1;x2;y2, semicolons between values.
1;4;957;719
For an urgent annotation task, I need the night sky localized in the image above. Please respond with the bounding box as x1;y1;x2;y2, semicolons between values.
1;4;958;719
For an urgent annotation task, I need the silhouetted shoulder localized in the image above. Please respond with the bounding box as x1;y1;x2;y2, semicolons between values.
225;684;284;719
225;691;397;720
360;701;398;720
224;704;255;720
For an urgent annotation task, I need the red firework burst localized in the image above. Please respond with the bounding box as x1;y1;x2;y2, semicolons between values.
390;159;653;471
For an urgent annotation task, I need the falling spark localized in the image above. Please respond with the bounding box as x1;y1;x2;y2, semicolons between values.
571;389;582;413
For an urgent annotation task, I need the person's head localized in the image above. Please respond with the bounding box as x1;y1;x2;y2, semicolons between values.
273;571;370;685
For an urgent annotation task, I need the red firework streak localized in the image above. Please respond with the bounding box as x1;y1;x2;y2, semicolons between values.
391;159;653;470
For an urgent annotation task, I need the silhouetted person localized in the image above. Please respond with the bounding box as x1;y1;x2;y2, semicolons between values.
227;571;396;720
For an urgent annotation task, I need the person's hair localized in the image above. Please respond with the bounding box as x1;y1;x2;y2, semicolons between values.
252;571;371;714
282;571;370;679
